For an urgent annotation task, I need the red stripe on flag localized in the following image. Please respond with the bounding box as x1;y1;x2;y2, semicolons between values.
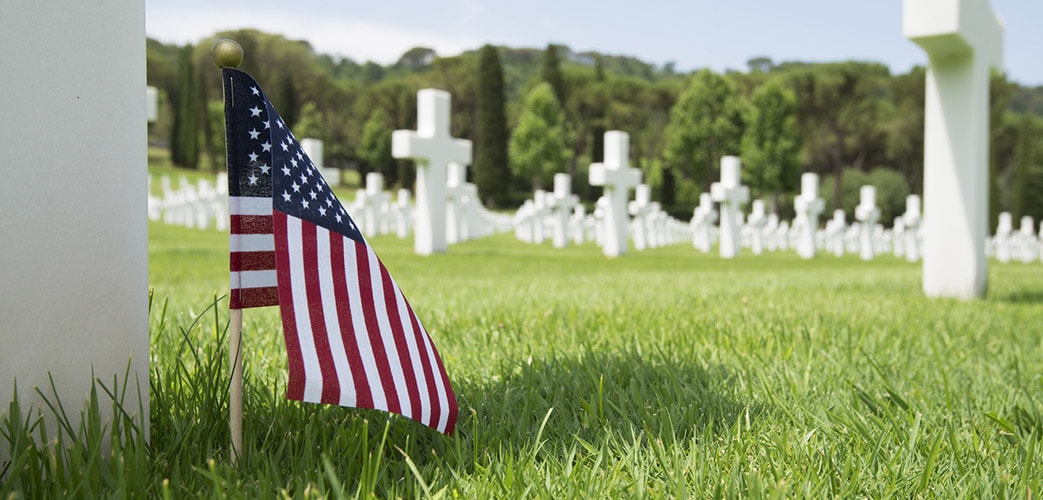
231;214;273;234
329;233;374;409
355;243;402;415
401;296;441;430
274;211;306;401
235;286;279;309
230;251;276;272
407;299;457;434
300;223;340;405
378;262;423;424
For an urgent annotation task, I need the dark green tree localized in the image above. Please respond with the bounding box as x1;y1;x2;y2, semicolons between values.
1011;113;1043;222
541;44;567;106
474;45;511;206
170;44;200;169
663;70;746;204
509;83;570;189
357;108;396;185
740;79;802;211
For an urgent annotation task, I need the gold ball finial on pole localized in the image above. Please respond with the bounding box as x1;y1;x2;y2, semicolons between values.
211;38;244;68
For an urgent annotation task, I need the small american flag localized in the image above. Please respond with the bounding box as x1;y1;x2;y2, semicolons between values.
223;68;458;435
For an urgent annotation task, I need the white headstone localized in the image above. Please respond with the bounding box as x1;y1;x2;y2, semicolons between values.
589;131;641;257
710;156;750;259
392;89;473;255
747;200;768;255
829;210;846;257
1;1;148;439
549;173;579;248
994;211;1013;263
1017;215;1037;264
628;184;654;251
691;193;718;253
905;0;1003;298
855;185;881;261
358;172;390;237
445;162;470;244
902;195;923;262
794;173;826;259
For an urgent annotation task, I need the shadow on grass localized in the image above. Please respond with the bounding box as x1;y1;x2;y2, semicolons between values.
452;349;759;460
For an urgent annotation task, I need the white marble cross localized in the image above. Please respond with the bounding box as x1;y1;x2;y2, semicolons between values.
793;173;825;259
628;184;654;251
532;190;550;244
691;192;718;253
828;209;847;257
710;156;750;258
854;185;881;261
445;161;471;245
902;194;923;262
905;0;1003;298
548;173;579;248
747;199;768;255
994;211;1013;263
392;89;473;255
393;189;413;239
589;131;641;257
358;172;390;237
1018;216;1038;263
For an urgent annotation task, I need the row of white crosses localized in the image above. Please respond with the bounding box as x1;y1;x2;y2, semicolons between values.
148;174;229;231
989;212;1043;264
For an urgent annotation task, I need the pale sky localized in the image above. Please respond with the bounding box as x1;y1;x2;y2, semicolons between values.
146;0;1043;86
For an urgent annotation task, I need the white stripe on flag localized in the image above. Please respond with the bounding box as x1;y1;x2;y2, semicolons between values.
343;241;388;411
364;244;412;417
229;196;272;216
316;225;356;407
285;216;324;403
230;270;278;289
391;276;432;426
230;234;275;252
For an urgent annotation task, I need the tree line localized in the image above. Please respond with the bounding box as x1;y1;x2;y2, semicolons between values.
147;29;1043;227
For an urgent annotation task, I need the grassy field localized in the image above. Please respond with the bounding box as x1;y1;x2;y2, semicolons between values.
4;216;1043;497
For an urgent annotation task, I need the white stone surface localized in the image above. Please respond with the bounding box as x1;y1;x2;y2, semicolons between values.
905;0;1003;298
828;210;847;257
691;193;718;253
902;195;923;262
794;173;826;259
710;156;750;259
549;173;579;248
589;131;641;257
855;185;881;261
994;211;1013;263
147;86;159;124
393;189;413;239
1016;215;1037;264
1;0;148;437
445;162;470;244
629;184;654;251
747;200;768;255
392;89;473;255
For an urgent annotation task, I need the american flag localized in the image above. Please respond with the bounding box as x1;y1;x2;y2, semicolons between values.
223;68;458;435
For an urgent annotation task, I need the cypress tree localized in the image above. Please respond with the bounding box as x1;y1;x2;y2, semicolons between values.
170;45;199;169
475;44;510;206
541;44;567;105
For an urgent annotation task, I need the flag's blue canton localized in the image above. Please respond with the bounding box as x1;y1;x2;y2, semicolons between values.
231;70;363;243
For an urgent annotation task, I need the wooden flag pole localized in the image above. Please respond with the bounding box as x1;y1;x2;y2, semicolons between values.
212;38;247;464
230;308;243;462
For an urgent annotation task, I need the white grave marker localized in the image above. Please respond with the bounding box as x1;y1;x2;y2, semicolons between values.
1;0;148;438
393;189;413;239
828;210;847;257
589;131;641;257
691;193;718;253
392;89;473;255
710;156;750;259
549;173;579;248
1017;215;1037;264
747;200;768;255
903;194;923;262
994;211;1013;263
301;138;339;187
855;185;881;261
793;173;825;259
445;162;470;244
905;0;1003;298
629;184;654;251
361;172;390;237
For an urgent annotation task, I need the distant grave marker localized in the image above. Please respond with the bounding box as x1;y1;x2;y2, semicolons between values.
710;156;750;259
392;89;473;255
589;131;641;257
855;185;881;261
794;173;825;259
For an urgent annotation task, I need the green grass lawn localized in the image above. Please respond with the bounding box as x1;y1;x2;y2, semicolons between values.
5;215;1043;497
